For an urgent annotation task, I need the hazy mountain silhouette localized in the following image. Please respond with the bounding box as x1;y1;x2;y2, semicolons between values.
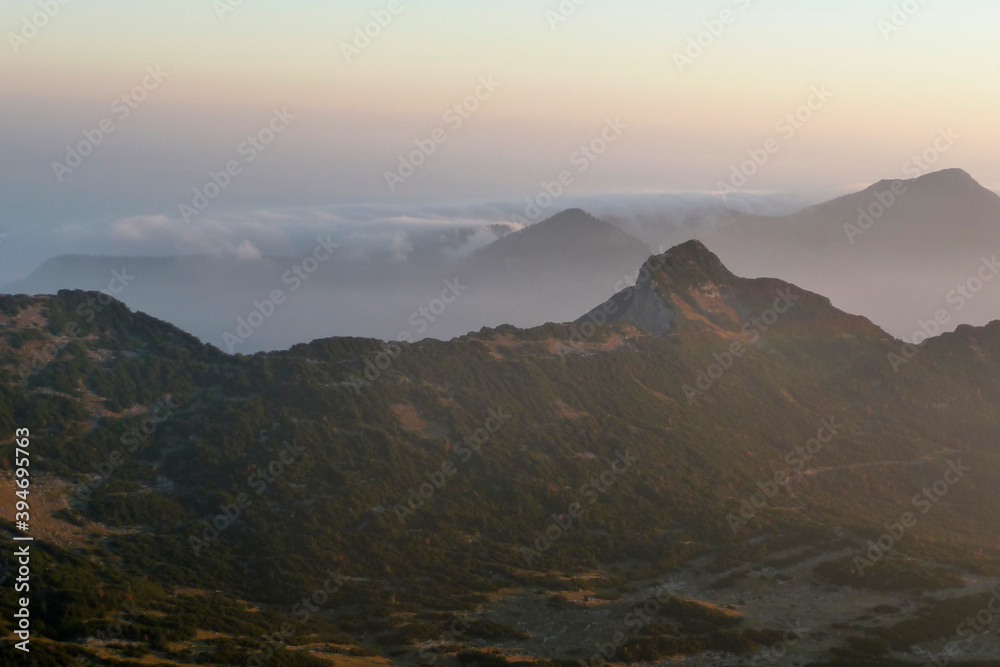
2;209;652;352
6;170;1000;350
703;168;1000;341
472;208;650;272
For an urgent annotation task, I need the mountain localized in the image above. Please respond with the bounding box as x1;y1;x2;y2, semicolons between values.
720;168;999;256
6;170;1000;353
1;211;651;353
458;208;653;336
7;244;1000;664
580;239;880;340
472;208;651;272
701;168;1000;341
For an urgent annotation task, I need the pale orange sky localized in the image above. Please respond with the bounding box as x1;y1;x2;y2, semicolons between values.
2;0;999;216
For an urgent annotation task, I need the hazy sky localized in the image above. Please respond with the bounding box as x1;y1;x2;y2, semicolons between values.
1;0;998;278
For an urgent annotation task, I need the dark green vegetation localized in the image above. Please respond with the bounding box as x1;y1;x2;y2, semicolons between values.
4;242;1000;664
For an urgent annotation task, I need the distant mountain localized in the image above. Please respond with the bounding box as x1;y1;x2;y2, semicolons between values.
2;253;334;353
703;168;1000;340
458;208;653;334
1;210;651;353
7;169;1000;351
730;168;999;253
473;208;650;272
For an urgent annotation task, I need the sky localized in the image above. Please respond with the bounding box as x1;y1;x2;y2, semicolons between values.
1;0;999;279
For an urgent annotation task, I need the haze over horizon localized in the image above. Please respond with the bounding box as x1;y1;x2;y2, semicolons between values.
3;1;999;279
4;167;1000;355
3;1;1000;348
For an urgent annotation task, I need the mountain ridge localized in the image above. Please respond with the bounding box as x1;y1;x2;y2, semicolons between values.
7;168;1000;351
8;245;1000;664
804;167;997;216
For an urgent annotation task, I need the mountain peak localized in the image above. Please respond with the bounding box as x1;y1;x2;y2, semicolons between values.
864;168;985;196
911;167;992;196
645;239;735;288
577;239;881;340
574;239;737;337
526;208;618;233
804;168;993;219
916;167;977;184
475;209;651;272
547;207;593;220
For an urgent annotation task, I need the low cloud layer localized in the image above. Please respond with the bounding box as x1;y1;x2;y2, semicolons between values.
9;175;1000;353
25;190;824;269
